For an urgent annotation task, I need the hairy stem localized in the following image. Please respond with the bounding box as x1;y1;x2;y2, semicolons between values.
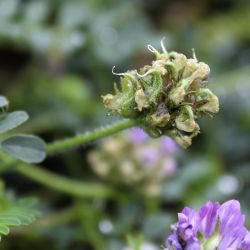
0;119;136;198
47;119;136;154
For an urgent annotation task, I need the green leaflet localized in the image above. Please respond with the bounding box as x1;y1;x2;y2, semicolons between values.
0;96;46;164
0;111;29;133
1;135;46;163
0;197;40;240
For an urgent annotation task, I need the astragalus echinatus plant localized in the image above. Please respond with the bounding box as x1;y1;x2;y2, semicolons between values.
0;41;220;246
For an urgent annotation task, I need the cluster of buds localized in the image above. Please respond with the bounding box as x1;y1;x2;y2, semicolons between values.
88;128;178;196
102;41;219;148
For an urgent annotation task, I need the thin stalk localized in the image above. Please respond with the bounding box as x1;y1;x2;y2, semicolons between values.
32;206;77;228
16;164;115;199
76;201;105;250
47;119;136;154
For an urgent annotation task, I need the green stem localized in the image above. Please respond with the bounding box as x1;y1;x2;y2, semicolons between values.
47;119;136;154
76;201;105;250
32;206;77;228
0;161;16;173
0;119;136;199
16;164;115;199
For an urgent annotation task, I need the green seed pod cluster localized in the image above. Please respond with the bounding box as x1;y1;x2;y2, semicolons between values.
102;41;219;148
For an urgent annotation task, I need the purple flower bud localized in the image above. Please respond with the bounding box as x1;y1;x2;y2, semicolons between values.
167;234;183;250
136;147;158;168
161;137;179;154
177;207;200;241
129;127;148;144
162;158;177;176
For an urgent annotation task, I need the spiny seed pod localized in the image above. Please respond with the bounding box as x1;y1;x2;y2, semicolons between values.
102;40;219;148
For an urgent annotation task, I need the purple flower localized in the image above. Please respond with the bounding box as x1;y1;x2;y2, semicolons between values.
167;234;183;250
199;201;220;238
161;136;179;154
129;127;178;177
177;207;200;241
129;127;148;144
219;226;247;250
137;147;158;167
165;200;250;250
162;158;177;176
218;200;245;236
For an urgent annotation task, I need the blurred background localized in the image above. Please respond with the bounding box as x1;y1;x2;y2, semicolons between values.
0;0;250;249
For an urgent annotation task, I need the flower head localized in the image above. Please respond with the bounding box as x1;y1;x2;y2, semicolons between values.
88;128;178;196
165;200;250;250
102;41;219;148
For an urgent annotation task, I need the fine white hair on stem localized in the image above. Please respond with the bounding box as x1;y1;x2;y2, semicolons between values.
147;44;158;54
192;48;197;62
136;69;155;78
161;37;167;53
136;71;150;78
112;66;125;76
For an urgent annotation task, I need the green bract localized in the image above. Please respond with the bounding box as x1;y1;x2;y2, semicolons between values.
102;42;219;148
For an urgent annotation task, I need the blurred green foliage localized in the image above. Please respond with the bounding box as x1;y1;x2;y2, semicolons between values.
0;0;250;249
